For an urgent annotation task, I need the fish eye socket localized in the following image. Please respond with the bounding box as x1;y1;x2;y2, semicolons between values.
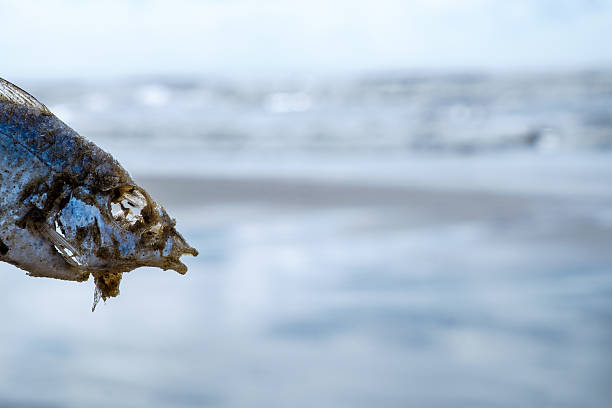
110;187;148;225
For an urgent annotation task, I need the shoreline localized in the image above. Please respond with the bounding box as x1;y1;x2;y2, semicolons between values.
137;175;612;257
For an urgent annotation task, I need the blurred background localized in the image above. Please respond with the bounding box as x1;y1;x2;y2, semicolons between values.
1;0;612;407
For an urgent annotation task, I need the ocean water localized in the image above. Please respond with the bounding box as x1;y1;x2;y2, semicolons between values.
0;72;611;407
28;70;612;155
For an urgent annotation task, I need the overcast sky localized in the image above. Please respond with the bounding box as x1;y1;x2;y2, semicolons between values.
2;0;612;80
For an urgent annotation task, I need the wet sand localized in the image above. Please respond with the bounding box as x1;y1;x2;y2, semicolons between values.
139;175;612;250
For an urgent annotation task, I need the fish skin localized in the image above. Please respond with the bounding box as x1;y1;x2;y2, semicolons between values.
0;78;197;305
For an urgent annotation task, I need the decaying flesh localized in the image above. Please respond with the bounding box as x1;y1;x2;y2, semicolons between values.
0;78;197;309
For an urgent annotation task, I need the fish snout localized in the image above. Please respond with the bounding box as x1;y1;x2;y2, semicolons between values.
155;227;198;275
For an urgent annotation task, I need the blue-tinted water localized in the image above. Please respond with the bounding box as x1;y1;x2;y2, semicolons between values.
29;70;612;154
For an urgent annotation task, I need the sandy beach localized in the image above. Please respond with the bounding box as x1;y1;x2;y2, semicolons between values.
140;174;612;248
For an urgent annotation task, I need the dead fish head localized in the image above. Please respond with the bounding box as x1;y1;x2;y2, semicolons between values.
42;183;198;279
0;76;196;309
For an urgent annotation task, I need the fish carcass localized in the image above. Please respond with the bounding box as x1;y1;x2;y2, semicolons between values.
0;77;197;308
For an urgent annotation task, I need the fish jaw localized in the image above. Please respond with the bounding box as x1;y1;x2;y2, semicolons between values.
45;187;198;275
39;194;198;304
87;222;197;307
7;183;198;297
151;226;198;275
